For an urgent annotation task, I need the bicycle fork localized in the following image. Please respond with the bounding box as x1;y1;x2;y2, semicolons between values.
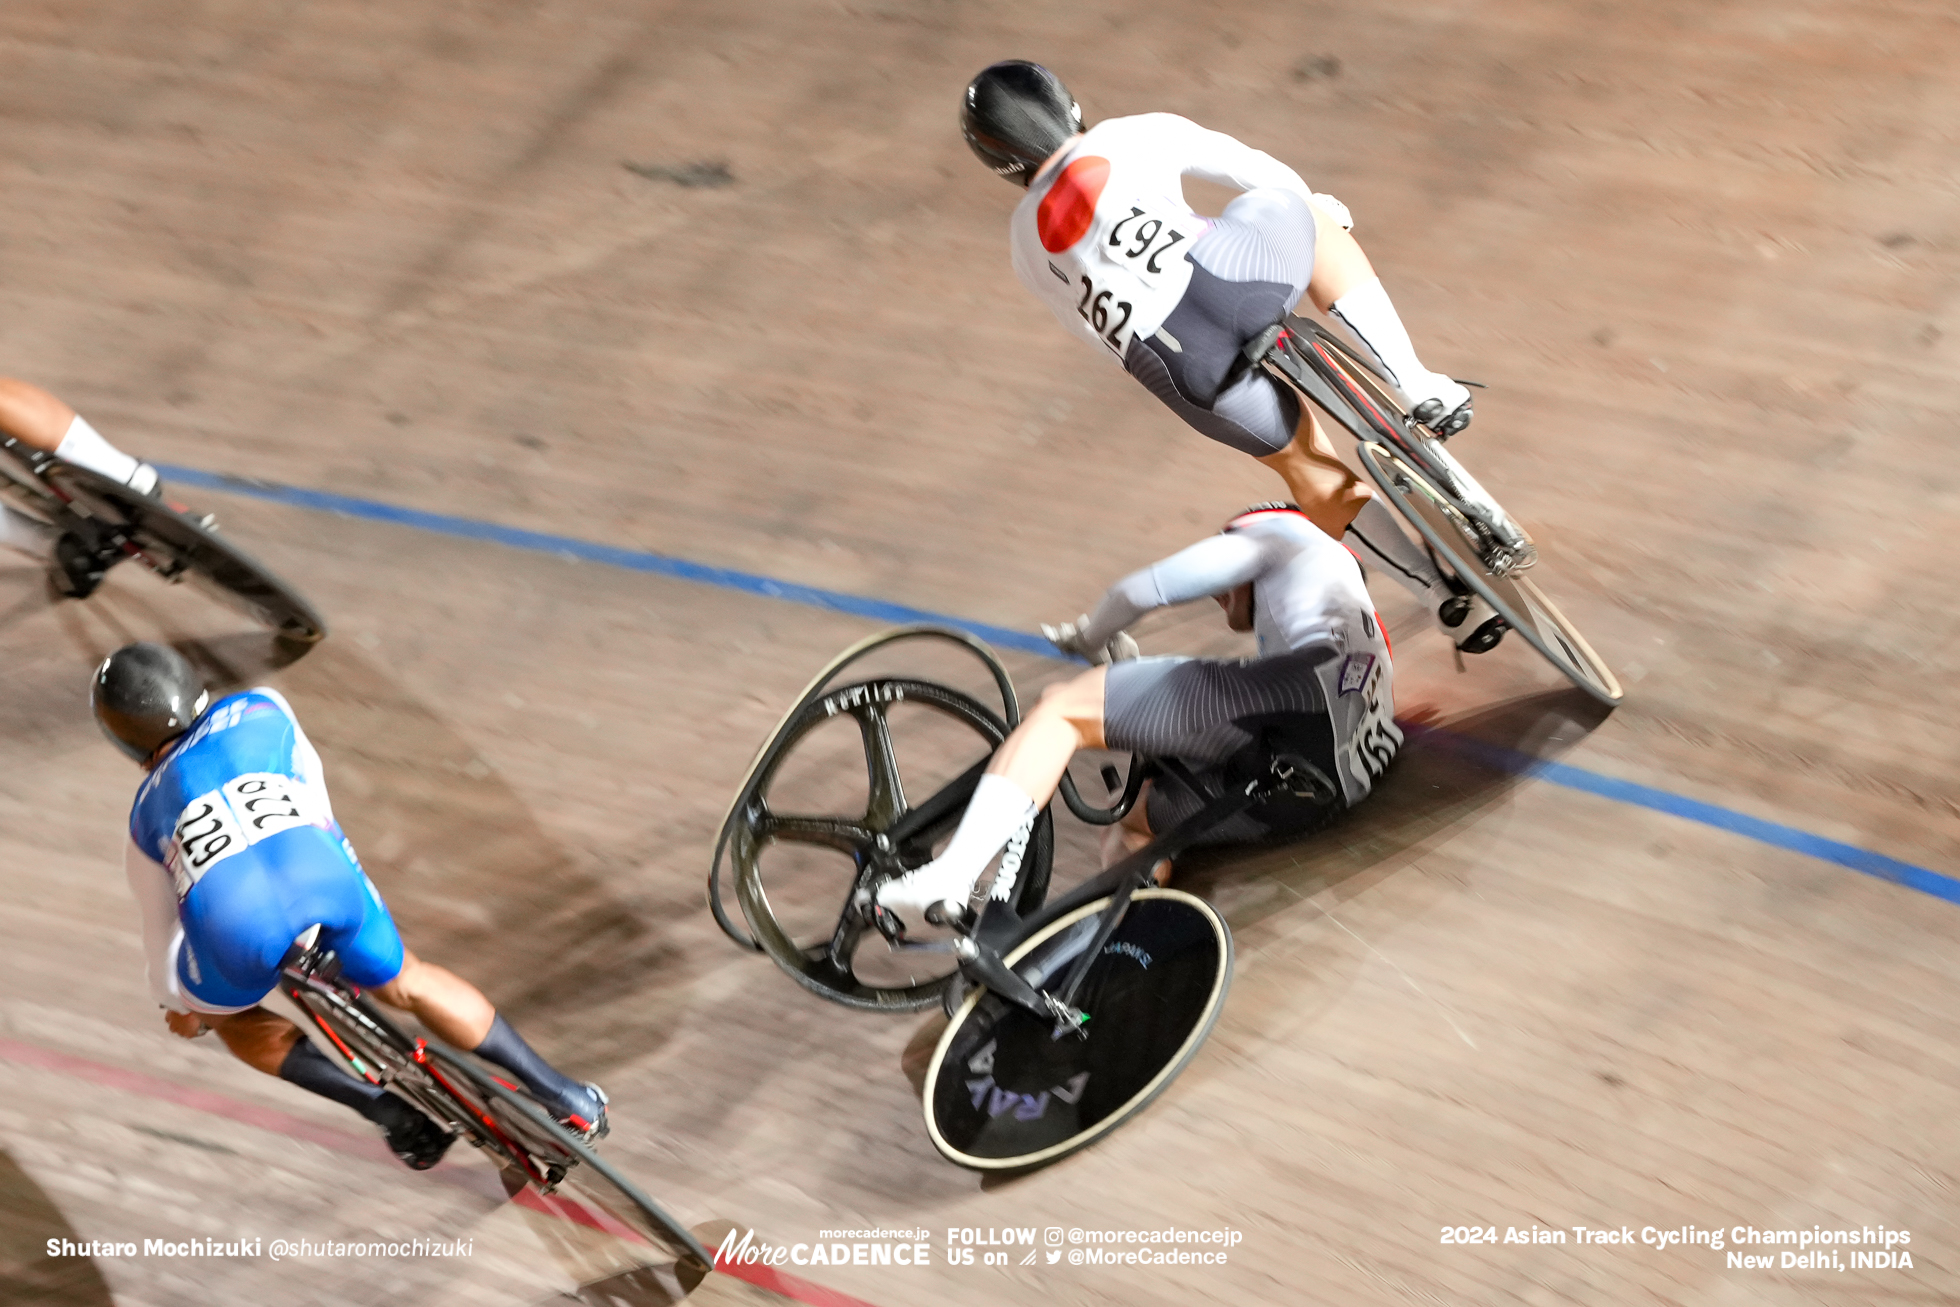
954;757;1327;1036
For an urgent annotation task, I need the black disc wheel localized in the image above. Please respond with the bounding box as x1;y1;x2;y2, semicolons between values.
43;461;327;644
922;888;1232;1170
730;676;1053;1012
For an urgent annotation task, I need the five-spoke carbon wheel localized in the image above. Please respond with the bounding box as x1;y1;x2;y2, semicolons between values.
728;676;1053;1012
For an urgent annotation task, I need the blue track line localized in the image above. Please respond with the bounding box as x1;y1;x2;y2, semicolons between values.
160;461;1960;905
156;464;1056;657
1432;734;1960;904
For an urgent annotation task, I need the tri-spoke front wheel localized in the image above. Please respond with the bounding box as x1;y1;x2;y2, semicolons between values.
728;677;1053;1012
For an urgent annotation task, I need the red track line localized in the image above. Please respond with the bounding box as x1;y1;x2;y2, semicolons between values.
0;1035;392;1159
712;1256;889;1307
0;1035;888;1307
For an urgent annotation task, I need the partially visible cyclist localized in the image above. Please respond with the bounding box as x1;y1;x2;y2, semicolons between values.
962;60;1503;654
0;377;165;597
99;642;608;1169
876;503;1400;929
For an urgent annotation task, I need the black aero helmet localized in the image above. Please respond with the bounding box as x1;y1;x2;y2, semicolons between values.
92;642;208;762
961;61;1082;187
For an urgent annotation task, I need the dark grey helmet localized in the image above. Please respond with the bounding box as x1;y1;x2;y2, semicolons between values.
961;61;1082;187
92;642;208;762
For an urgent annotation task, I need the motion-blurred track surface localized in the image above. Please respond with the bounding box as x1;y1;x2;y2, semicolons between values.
2;0;1958;1303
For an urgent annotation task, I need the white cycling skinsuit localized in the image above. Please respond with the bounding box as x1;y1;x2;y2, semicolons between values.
1082;506;1401;840
1003;112;1483;641
1008;112;1468;451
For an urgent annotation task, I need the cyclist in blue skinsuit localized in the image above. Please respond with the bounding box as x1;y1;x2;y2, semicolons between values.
99;642;607;1169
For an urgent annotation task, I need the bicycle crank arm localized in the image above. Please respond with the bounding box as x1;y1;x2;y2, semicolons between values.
953;935;1053;1023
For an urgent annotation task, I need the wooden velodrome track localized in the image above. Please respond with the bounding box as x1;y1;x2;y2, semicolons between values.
3;0;1958;1303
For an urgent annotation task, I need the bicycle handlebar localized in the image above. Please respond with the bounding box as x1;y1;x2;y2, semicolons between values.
1056;754;1150;826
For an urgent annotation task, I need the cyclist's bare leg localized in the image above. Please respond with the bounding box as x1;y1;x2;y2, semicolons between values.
374;949;603;1127
159;1000;449;1165
369;949;495;1048
1260;235;1494;639
168;1003;452;1165
877;669;1109;920
0;378;76;449
1301;207;1471;430
1305;205;1377;310
982;668;1108;804
0;376;156;490
158;1005;299;1079
1256;406;1373;539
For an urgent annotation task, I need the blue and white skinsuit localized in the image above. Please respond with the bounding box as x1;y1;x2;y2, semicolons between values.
124;688;404;1015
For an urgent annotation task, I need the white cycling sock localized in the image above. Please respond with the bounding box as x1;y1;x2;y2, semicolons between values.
895;773;1038;905
1329;276;1439;395
55;415;143;486
1343;498;1450;605
0;503;54;559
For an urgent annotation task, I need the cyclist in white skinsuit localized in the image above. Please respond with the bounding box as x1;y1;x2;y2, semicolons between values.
964;60;1504;654
876;503;1401;928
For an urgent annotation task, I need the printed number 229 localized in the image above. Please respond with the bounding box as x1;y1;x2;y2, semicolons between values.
1077;276;1133;349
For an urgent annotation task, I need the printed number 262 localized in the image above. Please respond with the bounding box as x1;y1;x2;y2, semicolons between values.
1077;277;1134;349
1108;207;1187;273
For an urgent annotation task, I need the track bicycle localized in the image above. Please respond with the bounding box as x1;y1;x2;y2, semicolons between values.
277;941;712;1287
1247;314;1621;706
712;626;1340;1169
0;436;327;644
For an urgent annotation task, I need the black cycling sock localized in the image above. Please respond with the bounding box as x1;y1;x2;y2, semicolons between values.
472;1014;590;1118
1344;498;1446;602
277;1036;395;1123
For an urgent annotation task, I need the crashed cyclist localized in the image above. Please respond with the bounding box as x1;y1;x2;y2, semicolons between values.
961;60;1504;655
96;642;607;1169
877;503;1399;928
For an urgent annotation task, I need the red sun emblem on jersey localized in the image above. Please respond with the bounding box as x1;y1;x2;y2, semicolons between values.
1037;156;1110;253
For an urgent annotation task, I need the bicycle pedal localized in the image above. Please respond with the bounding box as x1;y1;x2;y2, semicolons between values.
868;899;909;945
1044;996;1091;1041
924;900;974;932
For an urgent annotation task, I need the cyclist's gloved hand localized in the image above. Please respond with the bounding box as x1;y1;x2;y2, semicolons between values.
1042;615;1139;665
164;1009;208;1039
1408;373;1474;437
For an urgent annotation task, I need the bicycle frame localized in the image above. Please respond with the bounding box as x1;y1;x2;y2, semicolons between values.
277;949;559;1186
1247;315;1534;571
881;752;1331;1032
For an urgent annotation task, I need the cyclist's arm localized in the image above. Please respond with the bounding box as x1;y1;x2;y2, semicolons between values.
1147;113;1315;207
124;838;192;1013
1076;532;1272;649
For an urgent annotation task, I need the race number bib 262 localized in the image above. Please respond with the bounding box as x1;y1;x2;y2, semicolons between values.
1070;201;1195;356
168;772;317;900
